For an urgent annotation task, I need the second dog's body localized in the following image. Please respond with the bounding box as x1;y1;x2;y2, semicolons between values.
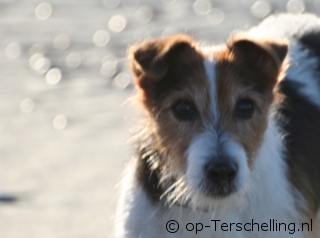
116;14;320;238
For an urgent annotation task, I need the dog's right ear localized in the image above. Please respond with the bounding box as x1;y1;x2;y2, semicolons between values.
129;35;195;90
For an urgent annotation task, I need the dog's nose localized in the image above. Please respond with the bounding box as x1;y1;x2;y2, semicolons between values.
206;162;237;184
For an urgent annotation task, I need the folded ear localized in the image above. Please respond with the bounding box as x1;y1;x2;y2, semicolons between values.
129;34;196;89
229;35;288;74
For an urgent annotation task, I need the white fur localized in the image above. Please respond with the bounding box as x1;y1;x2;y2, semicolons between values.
203;54;219;125
286;44;320;108
115;119;306;238
246;13;320;40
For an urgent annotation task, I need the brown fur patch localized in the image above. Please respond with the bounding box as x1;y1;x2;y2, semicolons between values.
130;35;209;174
215;36;288;164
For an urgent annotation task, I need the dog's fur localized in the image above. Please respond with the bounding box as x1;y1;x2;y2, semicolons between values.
115;14;320;238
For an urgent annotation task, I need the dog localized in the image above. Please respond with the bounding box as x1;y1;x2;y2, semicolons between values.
115;13;320;238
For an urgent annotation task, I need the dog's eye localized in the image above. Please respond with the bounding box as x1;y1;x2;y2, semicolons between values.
172;100;197;121
235;99;255;119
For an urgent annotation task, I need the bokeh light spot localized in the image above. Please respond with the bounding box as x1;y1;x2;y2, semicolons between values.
35;2;52;20
287;0;305;14
108;15;127;33
65;52;82;69
101;55;118;77
53;34;70;51
29;43;46;55
250;0;272;18
206;8;225;25
20;98;34;113
93;29;110;47
53;115;67;130
193;0;212;15
30;55;51;74
5;42;21;60
113;72;131;89
135;6;154;23
102;0;120;8
46;68;62;85
29;53;43;67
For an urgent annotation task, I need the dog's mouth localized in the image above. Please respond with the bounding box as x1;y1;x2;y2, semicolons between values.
158;161;240;209
199;180;237;198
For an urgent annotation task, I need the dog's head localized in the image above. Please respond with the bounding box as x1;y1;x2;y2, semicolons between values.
129;34;288;209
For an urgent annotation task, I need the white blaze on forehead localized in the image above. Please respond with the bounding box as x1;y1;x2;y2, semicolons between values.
203;54;219;126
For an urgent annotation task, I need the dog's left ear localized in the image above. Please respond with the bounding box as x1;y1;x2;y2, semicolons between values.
229;36;288;76
129;35;196;90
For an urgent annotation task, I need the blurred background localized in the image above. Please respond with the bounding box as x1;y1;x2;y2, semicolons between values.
0;0;319;237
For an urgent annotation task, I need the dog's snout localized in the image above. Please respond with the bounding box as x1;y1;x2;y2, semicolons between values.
206;162;237;184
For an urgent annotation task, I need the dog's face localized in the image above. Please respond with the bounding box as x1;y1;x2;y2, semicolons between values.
130;34;287;208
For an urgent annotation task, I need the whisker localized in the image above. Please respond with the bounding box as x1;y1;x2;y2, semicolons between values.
158;173;172;184
169;186;188;208
160;178;183;200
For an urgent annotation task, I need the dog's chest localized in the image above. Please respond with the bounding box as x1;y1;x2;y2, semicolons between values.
122;181;305;238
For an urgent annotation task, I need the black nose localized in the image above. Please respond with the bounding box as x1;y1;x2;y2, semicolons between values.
206;162;237;185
